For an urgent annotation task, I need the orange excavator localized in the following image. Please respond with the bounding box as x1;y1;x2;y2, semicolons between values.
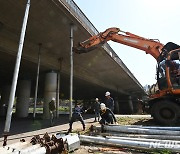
74;27;180;125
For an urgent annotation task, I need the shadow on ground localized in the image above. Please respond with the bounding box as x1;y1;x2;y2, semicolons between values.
0;113;94;137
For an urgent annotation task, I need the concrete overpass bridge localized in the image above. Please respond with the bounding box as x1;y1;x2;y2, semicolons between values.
0;0;145;120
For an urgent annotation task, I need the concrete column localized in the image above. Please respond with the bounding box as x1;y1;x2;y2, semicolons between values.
0;85;11;116
128;96;134;114
114;98;120;114
43;71;57;119
16;80;31;118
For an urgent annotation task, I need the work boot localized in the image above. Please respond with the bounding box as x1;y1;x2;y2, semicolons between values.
66;129;72;135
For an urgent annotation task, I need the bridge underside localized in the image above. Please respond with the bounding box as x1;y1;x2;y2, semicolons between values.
0;0;145;111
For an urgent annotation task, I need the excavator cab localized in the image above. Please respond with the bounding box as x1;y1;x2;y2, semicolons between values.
168;50;180;88
156;42;180;91
150;43;180;126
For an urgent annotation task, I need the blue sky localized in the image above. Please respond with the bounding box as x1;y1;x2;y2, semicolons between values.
73;0;180;86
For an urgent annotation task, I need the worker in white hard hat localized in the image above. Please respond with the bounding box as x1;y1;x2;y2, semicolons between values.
49;97;56;126
99;103;117;125
93;98;100;122
104;91;114;112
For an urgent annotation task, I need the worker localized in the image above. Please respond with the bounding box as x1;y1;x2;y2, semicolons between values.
93;98;100;122
104;91;114;112
49;97;56;126
99;103;117;125
67;102;86;133
137;98;145;114
170;60;180;85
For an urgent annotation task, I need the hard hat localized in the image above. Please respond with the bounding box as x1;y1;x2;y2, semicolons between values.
52;97;55;101
76;102;81;105
105;91;110;96
95;98;99;101
100;103;106;110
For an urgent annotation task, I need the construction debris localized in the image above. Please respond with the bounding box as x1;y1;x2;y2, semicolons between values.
0;132;80;154
82;124;180;153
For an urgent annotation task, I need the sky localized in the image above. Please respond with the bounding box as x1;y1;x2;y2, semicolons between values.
73;0;180;86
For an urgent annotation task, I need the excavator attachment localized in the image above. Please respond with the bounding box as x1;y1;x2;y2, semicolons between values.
73;42;105;54
73;46;97;54
73;27;120;54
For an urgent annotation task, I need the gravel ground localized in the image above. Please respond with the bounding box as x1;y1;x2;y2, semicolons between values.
72;145;138;154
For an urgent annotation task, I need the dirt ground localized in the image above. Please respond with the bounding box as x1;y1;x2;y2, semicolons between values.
116;116;157;126
72;145;139;154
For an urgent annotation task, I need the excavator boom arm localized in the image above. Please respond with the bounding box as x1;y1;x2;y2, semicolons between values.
74;27;164;60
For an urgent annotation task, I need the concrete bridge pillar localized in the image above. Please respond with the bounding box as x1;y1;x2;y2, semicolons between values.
128;95;134;114
114;98;120;114
16;80;31;118
0;85;11;116
43;71;57;119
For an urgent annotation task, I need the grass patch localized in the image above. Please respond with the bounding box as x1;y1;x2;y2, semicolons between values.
117;117;146;125
28;106;70;113
116;116;155;126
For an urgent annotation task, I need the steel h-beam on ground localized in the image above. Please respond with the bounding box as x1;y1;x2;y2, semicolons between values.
69;23;74;119
3;0;31;146
33;43;42;119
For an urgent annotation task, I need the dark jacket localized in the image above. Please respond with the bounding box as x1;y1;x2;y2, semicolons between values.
49;100;56;111
94;101;100;112
100;107;117;123
73;105;84;115
104;97;114;111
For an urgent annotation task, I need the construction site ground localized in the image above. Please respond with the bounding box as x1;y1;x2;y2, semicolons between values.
0;114;169;153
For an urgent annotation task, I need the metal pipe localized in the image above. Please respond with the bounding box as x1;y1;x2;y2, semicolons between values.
25;147;46;154
4;0;31;134
10;145;45;154
56;71;60;118
69;24;74;119
18;144;41;153
5;142;29;151
56;58;62;118
109;125;180;131
104;135;180;143
102;125;180;135
80;135;180;152
96;132;180;140
33;43;42;119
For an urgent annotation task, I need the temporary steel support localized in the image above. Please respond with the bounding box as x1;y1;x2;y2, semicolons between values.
33;43;42;119
56;58;63;118
91;125;180;140
69;24;74;119
79;135;180;152
101;125;180;135
115;125;180;131
96;132;180;141
56;70;60;118
56;72;60;118
4;0;30;134
104;135;180;143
